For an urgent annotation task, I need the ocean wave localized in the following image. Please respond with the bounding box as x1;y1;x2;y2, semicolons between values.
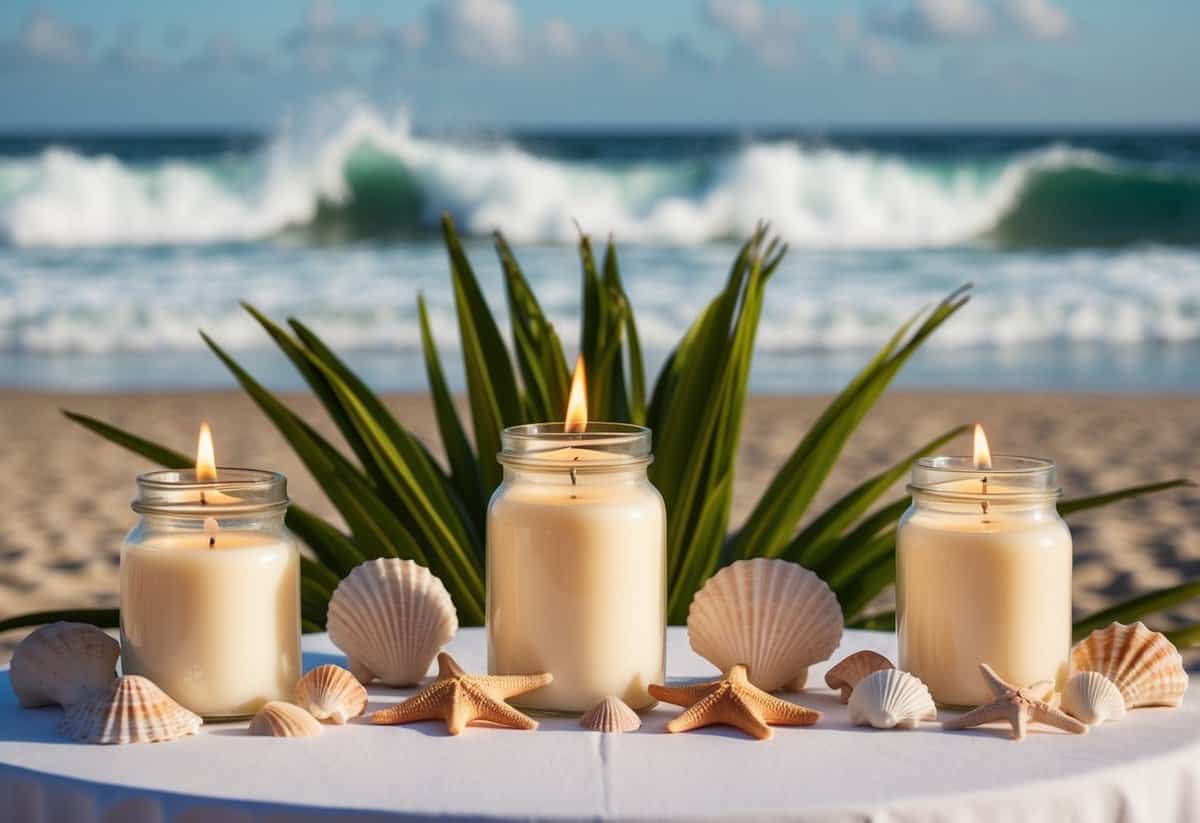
1;106;1198;249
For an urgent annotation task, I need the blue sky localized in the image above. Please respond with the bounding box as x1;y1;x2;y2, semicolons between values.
0;0;1196;130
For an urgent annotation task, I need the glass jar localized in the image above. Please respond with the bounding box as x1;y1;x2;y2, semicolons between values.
120;468;301;720
487;423;666;713
897;455;1072;707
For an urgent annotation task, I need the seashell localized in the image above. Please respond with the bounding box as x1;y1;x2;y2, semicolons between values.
825;651;894;703
10;622;120;708
848;669;937;730
1070;621;1188;709
58;675;202;744
249;701;323;738
327;558;459;687
687;558;843;691
580;696;641;733
1061;671;1126;726
294;664;368;724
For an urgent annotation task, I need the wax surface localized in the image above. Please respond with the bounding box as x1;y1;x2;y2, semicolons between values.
120;531;301;718
897;499;1072;707
487;476;666;712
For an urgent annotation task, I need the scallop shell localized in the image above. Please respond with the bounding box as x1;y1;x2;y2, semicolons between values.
848;669;937;730
58;675;202;744
825;651;894;703
1061;671;1127;726
327;558;459;687
1070;621;1188;709
249;701;323;737
579;696;641;733
10;622;120;708
294;664;368;724
687;558;843;691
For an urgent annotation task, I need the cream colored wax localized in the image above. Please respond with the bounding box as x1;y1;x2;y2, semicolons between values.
897;490;1072;707
487;448;666;712
120;531;301;718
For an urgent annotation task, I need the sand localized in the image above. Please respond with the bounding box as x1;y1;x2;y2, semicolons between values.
1;390;1197;661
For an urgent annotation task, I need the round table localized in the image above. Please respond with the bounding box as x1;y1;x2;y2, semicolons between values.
1;628;1197;822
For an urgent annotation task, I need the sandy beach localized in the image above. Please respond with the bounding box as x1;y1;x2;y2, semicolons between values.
1;390;1197;661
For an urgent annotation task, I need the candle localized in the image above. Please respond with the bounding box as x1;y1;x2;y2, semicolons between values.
119;424;301;719
896;425;1073;706
487;359;667;713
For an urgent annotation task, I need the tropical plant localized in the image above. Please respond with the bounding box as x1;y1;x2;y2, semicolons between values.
1;216;1195;644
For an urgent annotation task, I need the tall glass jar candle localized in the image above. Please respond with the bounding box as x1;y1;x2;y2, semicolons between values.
487;423;667;713
120;468;301;719
897;454;1072;707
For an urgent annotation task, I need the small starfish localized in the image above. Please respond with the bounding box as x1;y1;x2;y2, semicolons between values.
943;663;1088;741
648;665;821;740
370;653;552;735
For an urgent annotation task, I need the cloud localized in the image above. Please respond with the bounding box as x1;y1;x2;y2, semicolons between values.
283;0;388;72
1004;0;1071;40
869;0;993;42
184;32;270;72
426;0;523;66
102;23;162;70
0;9;92;68
703;0;805;68
540;18;578;60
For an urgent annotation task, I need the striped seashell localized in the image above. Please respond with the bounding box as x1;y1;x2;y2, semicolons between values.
1061;671;1126;725
58;675;202;744
848;669;937;730
10;622;119;708
1070;622;1188;709
294;664;368;724
579;696;641;733
688;558;843;691
249;701;323;737
825;651;894;703
328;559;458;687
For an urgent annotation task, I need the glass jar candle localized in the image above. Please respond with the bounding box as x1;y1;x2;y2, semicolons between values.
120;468;301;719
487;423;666;713
897;455;1072;707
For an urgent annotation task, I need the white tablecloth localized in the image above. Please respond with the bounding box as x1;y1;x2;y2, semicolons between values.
0;628;1197;822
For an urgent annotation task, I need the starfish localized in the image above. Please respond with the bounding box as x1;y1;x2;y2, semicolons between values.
648;665;821;740
943;663;1088;741
370;653;552;735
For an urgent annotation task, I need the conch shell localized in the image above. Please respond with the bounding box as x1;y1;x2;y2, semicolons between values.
59;675;202;744
10;622;119;708
847;669;937;730
687;558;843;691
294;664;368;724
327;558;458;687
1061;671;1126;726
579;696;641;733
249;701;324;737
824;651;894;703
1070;621;1187;709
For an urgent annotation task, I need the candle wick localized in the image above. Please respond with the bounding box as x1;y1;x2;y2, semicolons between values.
200;491;207;506
209;536;216;549
980;475;989;516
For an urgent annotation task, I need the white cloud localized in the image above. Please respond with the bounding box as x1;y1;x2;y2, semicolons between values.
703;0;804;68
21;10;90;64
705;0;764;40
541;18;578;60
1005;0;1071;40
427;0;523;66
870;0;992;42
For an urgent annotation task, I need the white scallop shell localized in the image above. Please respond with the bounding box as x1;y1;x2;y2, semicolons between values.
848;669;937;730
1061;671;1127;726
10;622;120;708
327;558;459;687
687;558;843;691
294;664;368;724
249;701;323;737
1070;622;1188;709
825;651;894;703
59;675;202;744
579;696;641;733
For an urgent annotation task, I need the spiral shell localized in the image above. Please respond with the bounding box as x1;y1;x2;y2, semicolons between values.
58;675;202;744
1070;622;1187;709
327;559;459;687
687;558;843;691
825;651;894;703
1061;671;1126;726
848;669;937;730
10;622;119;708
249;701;323;737
579;696;641;733
294;664;368;724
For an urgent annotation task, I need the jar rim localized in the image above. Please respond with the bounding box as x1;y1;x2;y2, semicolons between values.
909;454;1060;502
133;467;289;515
498;422;652;470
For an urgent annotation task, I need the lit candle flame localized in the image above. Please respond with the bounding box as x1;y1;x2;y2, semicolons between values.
973;423;993;471
196;422;218;482
564;355;588;433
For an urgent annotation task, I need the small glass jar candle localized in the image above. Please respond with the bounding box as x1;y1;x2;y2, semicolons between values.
897;454;1072;707
487;423;666;713
120;468;301;719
